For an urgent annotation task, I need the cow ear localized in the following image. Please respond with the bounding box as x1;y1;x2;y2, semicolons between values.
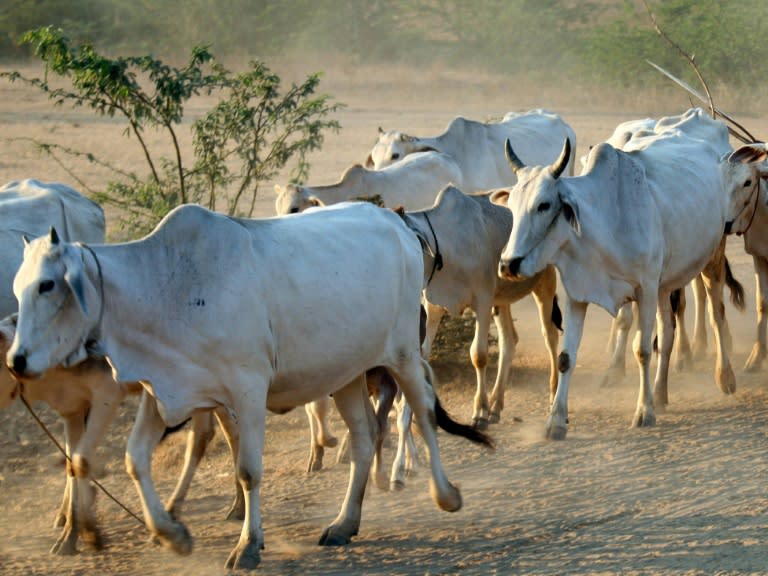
488;188;511;208
22;235;30;247
62;248;88;316
729;143;768;165
378;126;384;135
365;154;374;168
50;227;60;245
489;189;511;207
561;196;581;236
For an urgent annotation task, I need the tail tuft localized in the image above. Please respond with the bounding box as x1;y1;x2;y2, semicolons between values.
435;398;495;449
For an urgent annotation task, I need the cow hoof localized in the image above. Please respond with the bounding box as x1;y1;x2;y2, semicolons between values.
488;412;501;425
472;417;489;430
432;480;462;512
632;410;656;428
50;531;78;556
545;416;568;440
157;521;193;556
319;526;353;547
545;424;567;441
390;479;405;492
306;446;324;474
225;540;262;570
717;368;736;395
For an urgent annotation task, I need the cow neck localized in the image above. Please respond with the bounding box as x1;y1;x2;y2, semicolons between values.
740;178;762;236
79;243;105;352
422;212;443;285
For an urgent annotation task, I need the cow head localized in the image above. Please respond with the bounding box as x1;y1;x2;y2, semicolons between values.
720;143;768;236
6;229;94;378
367;129;428;169
494;138;577;280
274;184;321;215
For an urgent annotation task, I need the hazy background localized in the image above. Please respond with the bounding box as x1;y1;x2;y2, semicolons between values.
2;0;767;111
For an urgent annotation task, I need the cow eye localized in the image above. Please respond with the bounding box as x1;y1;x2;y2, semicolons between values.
39;280;55;294
391;153;400;160
537;202;551;213
744;179;752;188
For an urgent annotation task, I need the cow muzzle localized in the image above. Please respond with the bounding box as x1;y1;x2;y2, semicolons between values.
499;256;524;279
7;353;39;379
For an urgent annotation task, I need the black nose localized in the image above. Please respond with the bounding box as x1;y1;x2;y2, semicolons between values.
724;221;733;235
11;354;26;375
499;256;523;279
507;257;523;276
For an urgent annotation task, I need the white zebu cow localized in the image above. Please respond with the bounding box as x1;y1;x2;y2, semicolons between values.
274;151;463;215
400;186;561;426
718;143;768;371
597;109;744;387
0;314;243;553
367;109;578;191
493;125;751;439
7;202;491;570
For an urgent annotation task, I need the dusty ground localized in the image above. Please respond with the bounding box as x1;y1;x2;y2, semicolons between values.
0;61;766;575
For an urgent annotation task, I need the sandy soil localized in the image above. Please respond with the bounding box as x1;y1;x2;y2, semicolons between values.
0;62;766;575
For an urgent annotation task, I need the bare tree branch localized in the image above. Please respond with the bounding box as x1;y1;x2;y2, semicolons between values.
642;0;760;143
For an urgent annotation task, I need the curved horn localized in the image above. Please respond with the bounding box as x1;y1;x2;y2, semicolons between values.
550;138;571;179
504;139;526;174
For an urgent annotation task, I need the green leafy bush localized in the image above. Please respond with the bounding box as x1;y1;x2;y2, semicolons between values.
2;27;341;235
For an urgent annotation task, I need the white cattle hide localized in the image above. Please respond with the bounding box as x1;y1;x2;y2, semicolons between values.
274;151;462;214
0;179;104;316
367;109;577;191
7;202;490;570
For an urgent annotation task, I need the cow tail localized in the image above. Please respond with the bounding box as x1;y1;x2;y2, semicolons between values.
724;258;745;311
551;294;563;332
421;359;494;448
434;398;495;448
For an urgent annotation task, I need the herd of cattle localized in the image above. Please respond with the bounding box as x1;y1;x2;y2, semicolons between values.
1;106;767;570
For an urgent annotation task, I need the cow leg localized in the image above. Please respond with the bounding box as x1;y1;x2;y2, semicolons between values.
50;412;84;555
691;274;709;360
305;396;338;473
652;292;675;410
603;302;632;386
54;385;123;555
547;298;587;440
633;292;657;428
533;271;561;403
165;410;215;519
420;301;444;359
701;260;736;394
126;391;193;555
368;369;396;491
392;357;462;512
488;304;515;423
745;255;768;372
320;374;376;546
673;286;694;372
212;405;245;521
390;390;412;490
470;302;493;429
225;386;268;571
